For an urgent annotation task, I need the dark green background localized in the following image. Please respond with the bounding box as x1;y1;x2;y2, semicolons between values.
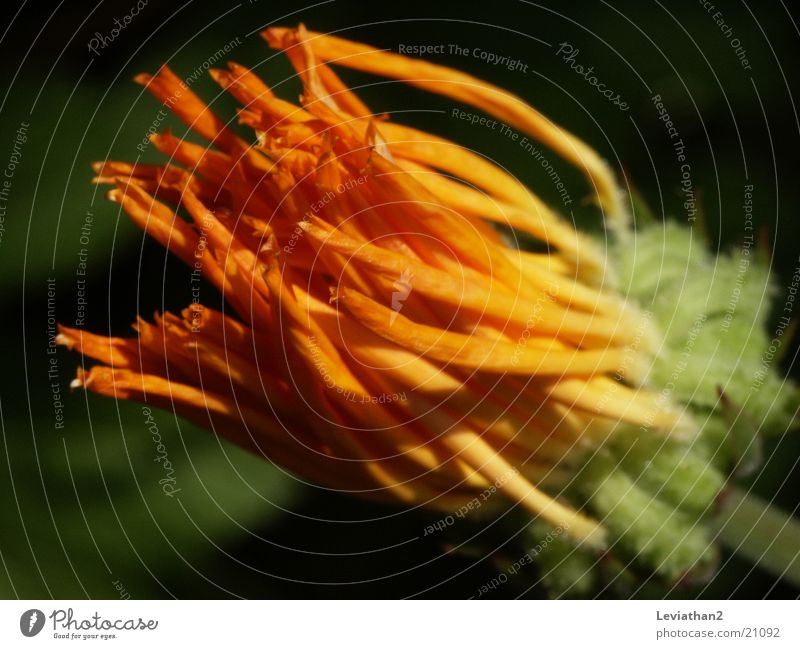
1;0;798;598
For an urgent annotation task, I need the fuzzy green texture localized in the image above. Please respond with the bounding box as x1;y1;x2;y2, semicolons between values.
526;218;797;597
607;428;725;517
614;221;798;439
580;453;718;581
524;521;597;598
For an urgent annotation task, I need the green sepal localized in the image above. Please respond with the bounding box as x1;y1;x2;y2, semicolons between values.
607;427;726;517
580;453;718;581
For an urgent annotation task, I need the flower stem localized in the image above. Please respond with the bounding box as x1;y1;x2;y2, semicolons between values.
711;486;800;589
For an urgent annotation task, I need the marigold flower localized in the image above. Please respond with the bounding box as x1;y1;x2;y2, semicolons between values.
59;25;692;550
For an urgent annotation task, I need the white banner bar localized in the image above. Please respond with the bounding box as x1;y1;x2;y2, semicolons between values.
0;600;797;647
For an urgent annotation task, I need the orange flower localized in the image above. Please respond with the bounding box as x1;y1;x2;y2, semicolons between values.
59;25;685;548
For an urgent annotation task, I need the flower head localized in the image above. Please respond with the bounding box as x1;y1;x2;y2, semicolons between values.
59;25;689;550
